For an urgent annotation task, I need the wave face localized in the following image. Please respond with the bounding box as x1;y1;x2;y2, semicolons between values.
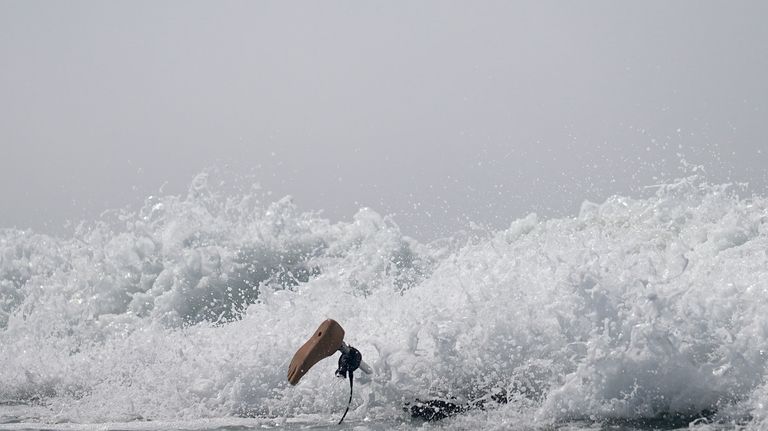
2;173;768;429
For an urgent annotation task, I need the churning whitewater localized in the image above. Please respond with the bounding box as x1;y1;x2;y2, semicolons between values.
2;173;768;430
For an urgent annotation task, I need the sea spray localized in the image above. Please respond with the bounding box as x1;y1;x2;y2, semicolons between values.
1;173;767;429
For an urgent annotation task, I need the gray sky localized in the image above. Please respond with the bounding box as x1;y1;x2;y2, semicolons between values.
1;1;767;240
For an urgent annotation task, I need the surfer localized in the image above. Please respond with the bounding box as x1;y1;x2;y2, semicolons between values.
287;319;502;423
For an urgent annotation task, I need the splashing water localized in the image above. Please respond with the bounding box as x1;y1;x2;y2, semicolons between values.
2;173;768;430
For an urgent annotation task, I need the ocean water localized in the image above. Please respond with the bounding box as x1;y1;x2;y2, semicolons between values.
2;172;768;430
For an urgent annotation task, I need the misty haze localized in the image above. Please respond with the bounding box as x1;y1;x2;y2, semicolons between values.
1;2;767;430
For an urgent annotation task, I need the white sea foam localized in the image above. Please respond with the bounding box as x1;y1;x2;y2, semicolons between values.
1;173;767;429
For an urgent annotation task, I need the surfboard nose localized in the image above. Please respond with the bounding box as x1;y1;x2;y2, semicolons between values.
287;319;345;385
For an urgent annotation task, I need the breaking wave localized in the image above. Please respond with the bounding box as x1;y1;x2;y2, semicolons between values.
2;172;768;429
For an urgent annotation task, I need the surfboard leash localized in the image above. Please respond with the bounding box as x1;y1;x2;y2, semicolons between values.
335;343;362;424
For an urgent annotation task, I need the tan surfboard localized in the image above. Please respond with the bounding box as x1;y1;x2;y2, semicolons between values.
287;319;346;385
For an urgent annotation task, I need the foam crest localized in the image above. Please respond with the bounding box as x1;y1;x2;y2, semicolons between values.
1;174;768;429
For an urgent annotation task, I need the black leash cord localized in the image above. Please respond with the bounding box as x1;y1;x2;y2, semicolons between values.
338;372;353;424
335;345;362;424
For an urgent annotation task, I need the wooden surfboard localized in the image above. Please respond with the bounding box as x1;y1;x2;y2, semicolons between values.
287;319;345;385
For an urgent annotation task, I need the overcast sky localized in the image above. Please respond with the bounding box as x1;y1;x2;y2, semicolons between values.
1;1;767;239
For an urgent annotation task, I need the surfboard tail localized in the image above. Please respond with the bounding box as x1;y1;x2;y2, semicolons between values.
287;319;345;385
